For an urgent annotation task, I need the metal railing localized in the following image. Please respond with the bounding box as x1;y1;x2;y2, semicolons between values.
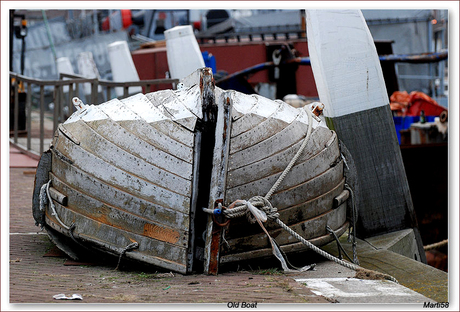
9;72;178;159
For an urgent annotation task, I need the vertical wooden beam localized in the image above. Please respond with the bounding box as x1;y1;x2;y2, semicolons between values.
201;74;232;275
306;10;426;262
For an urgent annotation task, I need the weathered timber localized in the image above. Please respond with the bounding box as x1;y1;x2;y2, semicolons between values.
203;74;233;275
225;178;346;239
52;135;191;213
228;109;322;170
46;200;188;252
50;161;190;222
221;203;347;254
225;137;340;201
61;119;193;179
306;10;425;262
227;128;336;188
59;121;192;196
248;160;343;210
34;68;349;274
78;99;195;161
32;150;52;227
219;222;349;264
45;214;188;274
50;174;189;246
48;186;68;206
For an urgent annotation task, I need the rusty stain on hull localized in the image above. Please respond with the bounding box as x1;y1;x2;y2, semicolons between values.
143;223;180;244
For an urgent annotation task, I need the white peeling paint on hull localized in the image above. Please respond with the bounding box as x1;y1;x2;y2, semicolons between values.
33;68;349;274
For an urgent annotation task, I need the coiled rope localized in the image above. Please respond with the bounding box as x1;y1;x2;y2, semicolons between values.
205;105;398;283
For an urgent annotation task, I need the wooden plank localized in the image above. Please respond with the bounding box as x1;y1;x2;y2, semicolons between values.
145;90;199;131
228;92;258;122
230;99;300;152
53;132;191;212
168;84;203;119
230;118;288;154
230;113;266;138
45;214;188;274
230;94;283;137
64;120;193;180
225;135;340;201
219;222;349;264
225;178;346;240
60;121;192;195
306;9;425;260
51;148;191;215
228;120;310;170
186;131;203;272
227;128;336;188
113;92;196;147
50;174;189;246
222;203;347;254
228;106;323;169
94;100;195;159
227;160;343;210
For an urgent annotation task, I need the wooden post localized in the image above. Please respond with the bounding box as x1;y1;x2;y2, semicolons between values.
202;78;232;275
306;10;426;262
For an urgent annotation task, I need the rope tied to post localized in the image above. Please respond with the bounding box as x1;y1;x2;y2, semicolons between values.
223;196;279;224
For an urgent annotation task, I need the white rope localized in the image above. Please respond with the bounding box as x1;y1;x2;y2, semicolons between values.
424;239;448;251
43;181;70;230
265;106;314;200
204;105;399;282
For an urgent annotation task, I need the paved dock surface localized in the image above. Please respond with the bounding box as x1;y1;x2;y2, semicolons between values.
5;146;446;308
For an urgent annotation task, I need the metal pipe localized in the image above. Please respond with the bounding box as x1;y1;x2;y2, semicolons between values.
428;18;435;97
42;10;57;61
93;10;99;36
215;51;448;86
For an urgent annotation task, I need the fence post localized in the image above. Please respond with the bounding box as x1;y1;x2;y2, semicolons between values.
26;82;32;150
53;85;59;132
69;82;74;115
60;84;66;125
39;85;45;155
13;78;19;143
91;79;98;104
75;82;80;104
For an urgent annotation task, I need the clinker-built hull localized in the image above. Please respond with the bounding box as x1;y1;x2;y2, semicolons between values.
33;68;349;274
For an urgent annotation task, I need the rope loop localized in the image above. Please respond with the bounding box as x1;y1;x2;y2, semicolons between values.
222;197;279;224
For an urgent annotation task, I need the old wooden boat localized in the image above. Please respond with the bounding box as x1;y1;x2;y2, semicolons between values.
32;68;351;274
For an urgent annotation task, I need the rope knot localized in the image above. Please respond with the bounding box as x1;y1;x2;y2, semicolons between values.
246;196;279;223
222;196;279;224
